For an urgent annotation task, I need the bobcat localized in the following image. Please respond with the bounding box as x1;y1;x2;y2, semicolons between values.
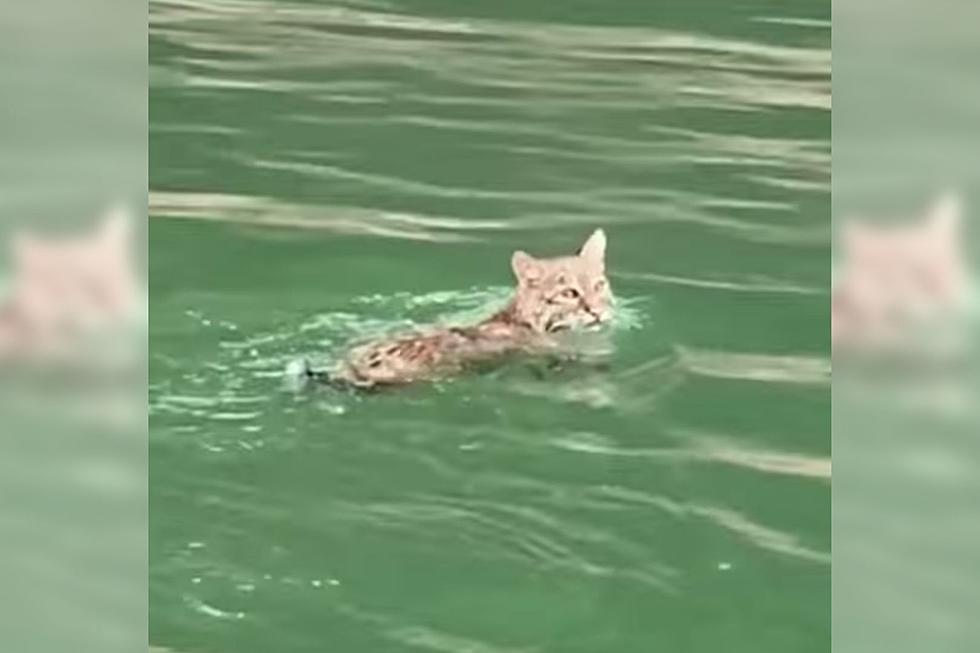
307;229;613;389
0;208;139;359
832;194;971;350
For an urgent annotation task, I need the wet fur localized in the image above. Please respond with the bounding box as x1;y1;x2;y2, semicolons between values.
326;229;612;388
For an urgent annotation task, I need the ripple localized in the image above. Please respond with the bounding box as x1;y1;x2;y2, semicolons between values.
183;595;245;620
675;428;831;480
326;493;677;592
690;504;829;564
151;0;829;241
149;191;479;242
617;271;823;295
593;486;828;563
388;626;535;653
676;347;831;384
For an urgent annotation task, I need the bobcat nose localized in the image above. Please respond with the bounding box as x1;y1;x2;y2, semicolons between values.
585;307;608;325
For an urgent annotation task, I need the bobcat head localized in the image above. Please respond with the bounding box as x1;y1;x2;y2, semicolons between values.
509;229;613;333
833;194;971;347
3;207;138;339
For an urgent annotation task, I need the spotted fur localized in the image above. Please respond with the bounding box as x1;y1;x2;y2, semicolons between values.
332;229;612;387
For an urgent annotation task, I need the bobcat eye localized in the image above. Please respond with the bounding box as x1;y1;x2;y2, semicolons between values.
561;288;580;299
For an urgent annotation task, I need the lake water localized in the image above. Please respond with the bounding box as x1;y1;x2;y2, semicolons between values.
150;0;830;651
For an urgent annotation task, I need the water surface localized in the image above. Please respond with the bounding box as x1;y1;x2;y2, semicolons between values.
150;0;830;650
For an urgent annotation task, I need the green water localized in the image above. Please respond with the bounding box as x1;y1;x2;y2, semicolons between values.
150;1;830;651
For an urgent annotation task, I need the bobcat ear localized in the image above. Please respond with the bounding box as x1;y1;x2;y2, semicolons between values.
579;228;606;265
100;205;132;244
511;250;541;283
927;192;961;236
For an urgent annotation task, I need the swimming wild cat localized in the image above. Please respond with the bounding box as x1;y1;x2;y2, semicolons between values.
300;229;613;389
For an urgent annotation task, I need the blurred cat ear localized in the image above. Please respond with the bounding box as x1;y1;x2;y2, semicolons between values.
100;205;132;245
579;228;606;265
926;192;961;237
511;251;541;282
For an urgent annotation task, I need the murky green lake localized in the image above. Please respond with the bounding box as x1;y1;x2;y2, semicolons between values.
150;0;829;650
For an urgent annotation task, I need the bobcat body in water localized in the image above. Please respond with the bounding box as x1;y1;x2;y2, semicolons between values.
298;229;613;389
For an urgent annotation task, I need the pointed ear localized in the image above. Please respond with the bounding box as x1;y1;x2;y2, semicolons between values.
100;205;132;245
511;250;541;283
579;228;606;265
926;192;961;238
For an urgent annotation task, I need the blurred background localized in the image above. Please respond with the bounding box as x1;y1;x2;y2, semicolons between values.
834;1;980;652
150;1;827;652
0;1;146;653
